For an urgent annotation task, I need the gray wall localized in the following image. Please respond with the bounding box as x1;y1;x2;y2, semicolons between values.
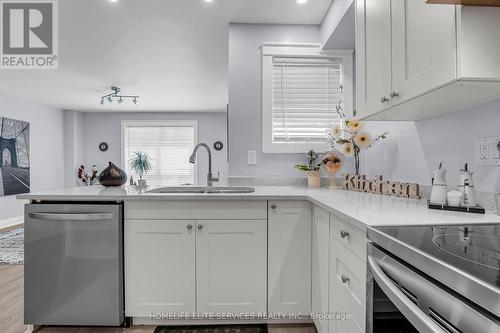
228;23;322;177
228;23;500;193
69;112;228;186
0;93;64;221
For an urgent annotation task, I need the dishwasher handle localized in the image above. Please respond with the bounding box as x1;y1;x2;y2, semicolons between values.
28;212;115;221
368;255;447;333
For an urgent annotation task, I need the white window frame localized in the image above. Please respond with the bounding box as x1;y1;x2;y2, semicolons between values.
261;43;353;153
121;120;198;185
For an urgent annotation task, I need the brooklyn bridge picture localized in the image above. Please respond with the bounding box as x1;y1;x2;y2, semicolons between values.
0;117;30;196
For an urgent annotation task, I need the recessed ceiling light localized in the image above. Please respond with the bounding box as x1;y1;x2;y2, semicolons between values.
204;0;214;2
297;0;308;4
110;0;118;2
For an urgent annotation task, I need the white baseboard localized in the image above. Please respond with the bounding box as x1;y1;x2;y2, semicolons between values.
0;215;24;230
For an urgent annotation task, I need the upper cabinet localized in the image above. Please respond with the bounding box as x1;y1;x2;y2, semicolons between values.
355;0;392;117
356;1;500;120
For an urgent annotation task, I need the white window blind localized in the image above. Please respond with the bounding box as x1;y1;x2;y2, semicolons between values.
272;57;343;144
123;122;196;186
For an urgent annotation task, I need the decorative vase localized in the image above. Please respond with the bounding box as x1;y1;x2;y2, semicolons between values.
307;171;321;188
354;149;360;175
98;162;128;187
328;172;338;190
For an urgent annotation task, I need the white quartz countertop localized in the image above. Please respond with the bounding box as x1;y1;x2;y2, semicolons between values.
18;185;500;230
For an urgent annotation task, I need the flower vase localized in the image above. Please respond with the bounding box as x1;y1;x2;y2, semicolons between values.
328;172;338;190
354;149;360;175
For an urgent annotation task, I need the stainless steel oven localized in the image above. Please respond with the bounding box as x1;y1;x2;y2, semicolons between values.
367;225;500;333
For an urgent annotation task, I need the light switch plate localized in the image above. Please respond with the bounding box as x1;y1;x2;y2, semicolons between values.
248;150;257;165
475;136;500;166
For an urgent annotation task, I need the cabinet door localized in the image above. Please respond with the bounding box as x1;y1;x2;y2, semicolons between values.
268;201;312;314
125;220;196;316
356;0;392;119
312;206;330;333
196;220;267;314
391;1;456;103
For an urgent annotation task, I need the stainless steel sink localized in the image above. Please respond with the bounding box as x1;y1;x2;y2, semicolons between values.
146;186;255;194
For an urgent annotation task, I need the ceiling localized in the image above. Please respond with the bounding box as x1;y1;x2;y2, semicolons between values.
0;0;333;112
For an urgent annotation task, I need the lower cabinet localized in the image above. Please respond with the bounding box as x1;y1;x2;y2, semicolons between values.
329;291;364;333
125;220;196;316
312;206;330;333
125;218;267;317
328;214;367;333
268;201;312;314
196;220;267;313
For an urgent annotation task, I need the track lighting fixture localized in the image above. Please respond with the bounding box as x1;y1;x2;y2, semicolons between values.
100;87;140;106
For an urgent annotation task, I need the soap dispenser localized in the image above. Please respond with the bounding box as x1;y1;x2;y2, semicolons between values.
430;162;447;205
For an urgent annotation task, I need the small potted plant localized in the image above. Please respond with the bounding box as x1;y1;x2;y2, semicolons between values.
295;150;322;188
129;151;152;187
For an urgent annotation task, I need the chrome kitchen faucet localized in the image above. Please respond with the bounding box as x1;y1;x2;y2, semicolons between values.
189;143;219;186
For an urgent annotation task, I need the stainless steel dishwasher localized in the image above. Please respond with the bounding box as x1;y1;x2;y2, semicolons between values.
24;203;124;326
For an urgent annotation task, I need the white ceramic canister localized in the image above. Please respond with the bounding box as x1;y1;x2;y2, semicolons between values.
430;168;447;205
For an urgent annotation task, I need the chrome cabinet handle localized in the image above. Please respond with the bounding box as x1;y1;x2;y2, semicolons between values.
390;91;400;98
340;230;349;238
197;224;203;230
381;96;390;103
341;275;350;284
187;224;193;230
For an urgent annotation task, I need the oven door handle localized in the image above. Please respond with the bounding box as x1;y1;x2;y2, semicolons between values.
368;256;447;333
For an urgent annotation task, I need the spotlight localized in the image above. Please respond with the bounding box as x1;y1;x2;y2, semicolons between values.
297;0;308;4
100;87;140;105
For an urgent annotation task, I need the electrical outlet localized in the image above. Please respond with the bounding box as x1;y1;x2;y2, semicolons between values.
248;150;257;165
475;136;500;166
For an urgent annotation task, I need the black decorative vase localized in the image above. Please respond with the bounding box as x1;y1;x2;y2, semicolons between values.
98;162;127;187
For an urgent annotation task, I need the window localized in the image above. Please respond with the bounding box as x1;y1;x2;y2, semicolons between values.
262;44;353;153
122;121;197;186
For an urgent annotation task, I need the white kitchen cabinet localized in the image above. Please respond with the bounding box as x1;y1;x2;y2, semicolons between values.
196;220;267;314
268;201;312;314
125;220;196;316
355;0;392;119
390;0;456;105
312;206;330;333
356;1;500;120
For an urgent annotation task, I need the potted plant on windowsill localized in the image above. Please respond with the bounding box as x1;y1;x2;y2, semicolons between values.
295;150;322;188
129;151;152;187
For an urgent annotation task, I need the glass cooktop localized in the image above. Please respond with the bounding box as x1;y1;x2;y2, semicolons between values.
373;225;500;288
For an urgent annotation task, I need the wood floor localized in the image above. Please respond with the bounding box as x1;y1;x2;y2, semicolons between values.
0;264;315;333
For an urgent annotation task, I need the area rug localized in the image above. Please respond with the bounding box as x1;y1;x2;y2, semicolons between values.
154;325;268;333
0;228;24;264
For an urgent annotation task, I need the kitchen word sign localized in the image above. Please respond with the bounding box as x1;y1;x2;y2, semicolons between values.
342;174;421;199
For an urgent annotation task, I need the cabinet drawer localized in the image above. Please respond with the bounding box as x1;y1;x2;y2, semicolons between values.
330;213;366;261
125;201;267;220
329;291;364;333
330;236;366;329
